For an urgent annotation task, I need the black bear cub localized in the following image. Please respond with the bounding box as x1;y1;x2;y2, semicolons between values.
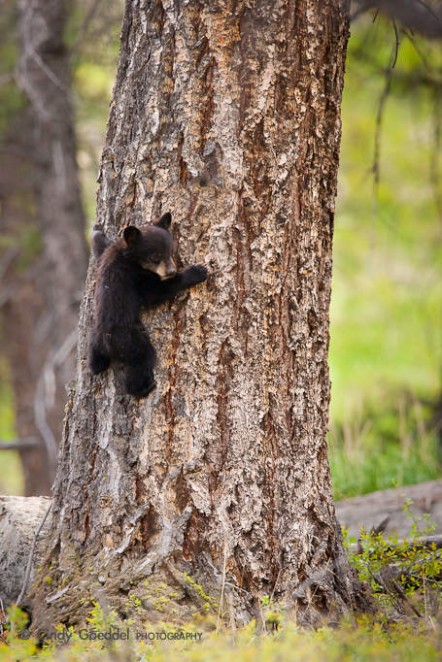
90;212;207;398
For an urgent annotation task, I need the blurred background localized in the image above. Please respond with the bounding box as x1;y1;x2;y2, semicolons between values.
0;0;441;500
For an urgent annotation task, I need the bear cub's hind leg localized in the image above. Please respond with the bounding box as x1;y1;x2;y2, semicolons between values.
90;341;111;375
125;365;156;398
124;332;157;398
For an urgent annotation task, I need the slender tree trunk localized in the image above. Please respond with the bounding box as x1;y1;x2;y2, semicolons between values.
0;0;88;494
31;0;373;632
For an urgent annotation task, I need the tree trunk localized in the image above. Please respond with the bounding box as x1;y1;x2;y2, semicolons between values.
31;0;373;632
0;0;88;494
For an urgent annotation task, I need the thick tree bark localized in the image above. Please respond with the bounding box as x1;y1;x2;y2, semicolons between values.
0;0;88;494
31;0;373;632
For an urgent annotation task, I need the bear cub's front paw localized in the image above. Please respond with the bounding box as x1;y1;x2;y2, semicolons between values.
187;265;208;285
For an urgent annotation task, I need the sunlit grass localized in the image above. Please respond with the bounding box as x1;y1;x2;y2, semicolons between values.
328;21;442;497
2;606;442;662
330;21;442;442
329;404;440;501
0;360;23;495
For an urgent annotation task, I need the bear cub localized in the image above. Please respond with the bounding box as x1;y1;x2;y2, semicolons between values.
90;212;207;398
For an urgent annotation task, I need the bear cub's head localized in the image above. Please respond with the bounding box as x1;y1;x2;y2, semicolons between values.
123;212;177;280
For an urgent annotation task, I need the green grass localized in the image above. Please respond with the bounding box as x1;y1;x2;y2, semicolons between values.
1;607;441;662
331;79;441;420
0;360;23;495
329;414;440;501
328;20;442;497
331;20;441;413
0;451;23;495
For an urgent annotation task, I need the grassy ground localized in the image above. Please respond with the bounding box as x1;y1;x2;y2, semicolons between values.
1;620;441;662
2;506;442;661
1;600;441;662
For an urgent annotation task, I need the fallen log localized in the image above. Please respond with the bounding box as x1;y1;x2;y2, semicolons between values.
335;479;442;540
0;496;51;609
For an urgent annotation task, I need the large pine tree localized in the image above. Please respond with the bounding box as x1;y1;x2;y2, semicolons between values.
31;0;371;631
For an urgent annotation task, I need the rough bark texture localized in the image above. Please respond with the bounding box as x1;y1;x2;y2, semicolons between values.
31;0;373;632
0;0;88;494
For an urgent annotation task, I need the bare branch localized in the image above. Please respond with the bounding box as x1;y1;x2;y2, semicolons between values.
351;534;442;551
372;47;395;191
0;439;42;451
392;18;401;68
69;0;106;56
34;329;78;465
0;246;19;282
352;0;442;38
430;90;442;220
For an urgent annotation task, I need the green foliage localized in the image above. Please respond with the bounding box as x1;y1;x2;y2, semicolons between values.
67;2;122;222
1;603;442;661
259;595;282;631
0;606;38;660
74;64;113;105
0;84;25;137
345;503;442;618
17;226;43;269
0;360;14;442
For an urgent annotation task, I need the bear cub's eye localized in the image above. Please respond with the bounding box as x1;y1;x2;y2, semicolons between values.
149;253;162;264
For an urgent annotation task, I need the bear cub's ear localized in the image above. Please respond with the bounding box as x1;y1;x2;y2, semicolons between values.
155;212;172;230
123;226;142;246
